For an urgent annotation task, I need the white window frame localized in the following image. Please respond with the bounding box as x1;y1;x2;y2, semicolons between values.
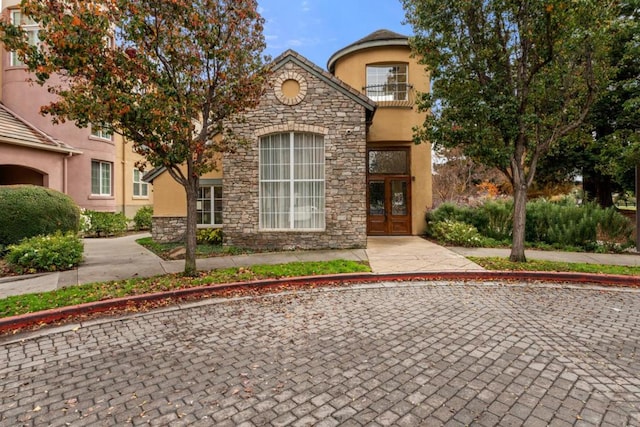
365;64;409;102
132;169;148;198
197;184;223;227
90;124;113;141
259;132;325;231
10;10;39;67
91;160;112;196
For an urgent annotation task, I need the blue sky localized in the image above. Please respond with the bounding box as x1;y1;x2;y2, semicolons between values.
258;0;412;69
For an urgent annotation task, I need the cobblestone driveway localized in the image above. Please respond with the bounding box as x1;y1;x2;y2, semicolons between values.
1;282;639;426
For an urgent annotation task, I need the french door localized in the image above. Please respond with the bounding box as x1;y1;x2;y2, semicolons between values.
367;176;411;235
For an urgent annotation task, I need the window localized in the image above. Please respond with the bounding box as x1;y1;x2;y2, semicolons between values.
259;132;325;230
10;11;39;67
197;185;223;226
133;169;148;198
91;161;112;196
91;125;113;140
368;150;409;174
365;64;409;101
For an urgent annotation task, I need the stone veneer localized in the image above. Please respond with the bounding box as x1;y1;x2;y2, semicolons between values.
223;60;368;250
151;216;187;243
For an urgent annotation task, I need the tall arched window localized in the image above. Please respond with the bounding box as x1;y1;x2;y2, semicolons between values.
259;133;325;230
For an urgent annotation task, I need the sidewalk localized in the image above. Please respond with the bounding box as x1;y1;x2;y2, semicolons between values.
449;246;640;267
1;234;638;299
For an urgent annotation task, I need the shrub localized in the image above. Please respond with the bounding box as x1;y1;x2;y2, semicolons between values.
5;232;83;273
0;185;80;247
427;198;633;251
478;200;513;240
83;210;128;237
428;220;483;247
133;206;153;231
196;228;223;245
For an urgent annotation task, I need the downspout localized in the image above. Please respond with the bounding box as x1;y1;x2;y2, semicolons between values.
63;153;71;193
122;137;126;214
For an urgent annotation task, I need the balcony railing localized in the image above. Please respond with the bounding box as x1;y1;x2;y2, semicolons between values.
363;83;414;106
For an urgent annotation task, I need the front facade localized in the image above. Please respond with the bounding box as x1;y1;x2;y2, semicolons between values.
0;0;152;216
328;29;432;236
147;30;432;249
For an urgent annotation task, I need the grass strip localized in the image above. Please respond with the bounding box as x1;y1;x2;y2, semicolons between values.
469;256;640;276
0;260;370;318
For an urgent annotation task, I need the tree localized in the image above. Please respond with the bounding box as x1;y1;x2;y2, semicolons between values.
537;1;640;207
432;147;505;206
1;0;270;275
403;0;616;261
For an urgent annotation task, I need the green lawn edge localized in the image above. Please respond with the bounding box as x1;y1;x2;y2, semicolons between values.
468;256;640;276
0;260;370;318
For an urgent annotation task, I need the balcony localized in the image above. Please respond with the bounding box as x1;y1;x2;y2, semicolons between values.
363;83;414;107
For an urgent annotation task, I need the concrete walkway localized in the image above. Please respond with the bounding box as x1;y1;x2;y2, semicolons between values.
366;236;484;273
1;233;638;299
450;246;640;267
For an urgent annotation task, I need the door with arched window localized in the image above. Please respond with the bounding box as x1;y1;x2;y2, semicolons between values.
367;148;412;235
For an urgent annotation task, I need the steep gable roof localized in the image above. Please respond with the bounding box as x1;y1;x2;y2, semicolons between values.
327;29;410;73
273;49;377;113
0;103;81;155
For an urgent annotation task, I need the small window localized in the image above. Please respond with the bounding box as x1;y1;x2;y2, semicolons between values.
91;160;112;196
91;125;113;140
197;185;223;226
368;150;409;174
365;64;409;102
10;10;39;67
133;169;148;198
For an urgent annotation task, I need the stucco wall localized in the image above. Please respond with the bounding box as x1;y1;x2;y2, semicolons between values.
222;60;368;250
332;43;433;234
0;144;66;190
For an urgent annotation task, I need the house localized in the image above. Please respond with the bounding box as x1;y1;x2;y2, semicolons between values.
0;0;152;217
146;30;432;249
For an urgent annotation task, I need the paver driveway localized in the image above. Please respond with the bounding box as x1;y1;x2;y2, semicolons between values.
1;282;639;426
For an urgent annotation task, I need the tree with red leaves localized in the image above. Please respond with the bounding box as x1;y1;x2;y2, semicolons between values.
1;0;270;275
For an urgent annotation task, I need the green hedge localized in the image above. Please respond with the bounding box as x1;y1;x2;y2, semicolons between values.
427;199;634;251
133;206;153;231
83;210;128;237
0;185;80;248
196;228;223;245
5;232;83;273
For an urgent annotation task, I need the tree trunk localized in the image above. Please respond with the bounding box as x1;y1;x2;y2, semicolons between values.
184;175;199;277
583;172;614;208
510;183;527;262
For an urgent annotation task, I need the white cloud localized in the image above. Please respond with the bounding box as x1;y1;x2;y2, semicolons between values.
301;1;310;12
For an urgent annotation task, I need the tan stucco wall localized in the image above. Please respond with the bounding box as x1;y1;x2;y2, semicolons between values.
332;44;433;234
115;139;153;218
151;163;222;217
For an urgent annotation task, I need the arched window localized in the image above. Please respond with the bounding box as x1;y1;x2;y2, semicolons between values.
259;133;325;230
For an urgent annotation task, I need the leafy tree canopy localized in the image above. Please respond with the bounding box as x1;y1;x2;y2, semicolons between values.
403;0;617;261
1;0;270;275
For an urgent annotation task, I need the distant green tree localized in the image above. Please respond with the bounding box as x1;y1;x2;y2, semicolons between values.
403;0;616;261
536;1;640;207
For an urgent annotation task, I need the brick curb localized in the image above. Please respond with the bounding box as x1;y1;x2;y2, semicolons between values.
1;271;638;333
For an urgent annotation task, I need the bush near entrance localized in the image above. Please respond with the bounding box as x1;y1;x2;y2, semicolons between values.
0;185;80;251
426;199;634;251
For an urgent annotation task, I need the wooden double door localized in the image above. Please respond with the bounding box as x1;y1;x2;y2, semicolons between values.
367;175;411;235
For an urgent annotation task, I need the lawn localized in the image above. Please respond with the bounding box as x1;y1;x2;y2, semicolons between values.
136;236;250;259
469;257;640;276
0;260;371;318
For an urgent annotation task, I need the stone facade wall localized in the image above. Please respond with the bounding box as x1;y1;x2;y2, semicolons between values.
151;216;187;243
223;61;368;250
